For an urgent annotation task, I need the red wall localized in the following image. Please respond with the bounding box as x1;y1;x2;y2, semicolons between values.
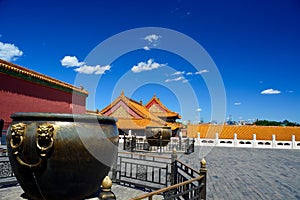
0;73;86;129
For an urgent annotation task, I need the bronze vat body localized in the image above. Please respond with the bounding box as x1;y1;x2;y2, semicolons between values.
6;112;119;200
145;126;172;146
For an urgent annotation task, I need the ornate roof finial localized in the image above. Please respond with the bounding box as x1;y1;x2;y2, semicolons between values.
200;158;206;168
121;90;124;96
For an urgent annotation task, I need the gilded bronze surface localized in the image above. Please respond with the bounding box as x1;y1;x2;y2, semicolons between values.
36;124;54;157
10;123;26;155
6;112;119;200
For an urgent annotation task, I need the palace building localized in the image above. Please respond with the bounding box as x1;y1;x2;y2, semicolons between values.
98;92;182;136
0;59;88;130
145;94;182;135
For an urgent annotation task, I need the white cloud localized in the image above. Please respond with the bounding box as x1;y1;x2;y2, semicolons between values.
165;76;184;82
186;72;193;75
0;41;23;61
61;56;84;67
143;46;150;51
195;69;209;74
74;64;111;75
172;71;185;75
61;55;110;75
196;108;202;112
131;59;166;73
261;89;281;95
234;102;241;106
144;34;161;43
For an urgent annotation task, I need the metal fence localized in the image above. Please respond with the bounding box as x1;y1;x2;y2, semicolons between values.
123;150;207;200
122;136;195;154
113;151;172;191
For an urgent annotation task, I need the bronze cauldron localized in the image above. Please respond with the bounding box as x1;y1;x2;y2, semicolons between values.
145;126;172;146
6;112;118;200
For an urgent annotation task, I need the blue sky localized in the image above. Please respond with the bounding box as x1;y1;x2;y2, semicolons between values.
1;0;300;123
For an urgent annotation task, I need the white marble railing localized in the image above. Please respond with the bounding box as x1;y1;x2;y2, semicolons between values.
193;132;300;149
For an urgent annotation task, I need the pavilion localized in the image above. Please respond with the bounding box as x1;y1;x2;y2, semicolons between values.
99;92;182;136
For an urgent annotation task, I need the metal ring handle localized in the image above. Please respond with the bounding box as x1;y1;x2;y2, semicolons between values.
36;124;55;158
10;123;26;155
36;137;54;157
10;135;24;150
10;123;55;168
15;155;44;169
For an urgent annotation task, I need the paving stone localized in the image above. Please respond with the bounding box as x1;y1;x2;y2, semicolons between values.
180;146;300;200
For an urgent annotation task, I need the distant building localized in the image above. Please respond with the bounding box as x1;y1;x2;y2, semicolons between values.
145;94;182;136
0;59;88;130
98;91;182;136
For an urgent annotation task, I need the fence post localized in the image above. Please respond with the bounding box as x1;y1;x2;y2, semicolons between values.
272;134;276;148
234;133;238;147
160;135;163;154
192;138;195;152
111;152;118;183
215;132;219;145
292;135;296;149
252;134;257;148
171;148;178;185
98;176;116;200
185;138;190;153
123;134;126;150
179;131;182;151
199;158;207;200
131;134;136;152
197;132;201;146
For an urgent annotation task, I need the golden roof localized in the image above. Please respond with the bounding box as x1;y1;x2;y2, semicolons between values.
100;91;167;130
0;59;88;96
166;122;182;130
116;118;165;130
187;124;300;141
145;94;181;119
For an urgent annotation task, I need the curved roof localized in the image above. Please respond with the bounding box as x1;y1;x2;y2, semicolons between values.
100;91;167;130
188;124;300;141
0;59;88;96
144;95;181;119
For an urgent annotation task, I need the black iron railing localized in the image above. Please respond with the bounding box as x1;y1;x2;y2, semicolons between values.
111;149;206;200
126;151;207;200
122;136;195;154
113;151;172;191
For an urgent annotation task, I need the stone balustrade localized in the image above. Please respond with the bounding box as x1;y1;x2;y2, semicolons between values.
194;132;300;149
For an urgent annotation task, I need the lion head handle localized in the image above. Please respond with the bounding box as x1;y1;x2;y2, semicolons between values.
10;123;26;155
36;124;54;158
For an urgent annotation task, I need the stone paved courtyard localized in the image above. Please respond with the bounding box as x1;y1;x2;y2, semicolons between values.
1;146;300;199
180;146;300;200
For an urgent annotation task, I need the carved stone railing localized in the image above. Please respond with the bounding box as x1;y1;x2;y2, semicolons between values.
0;149;18;187
194;132;300;149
